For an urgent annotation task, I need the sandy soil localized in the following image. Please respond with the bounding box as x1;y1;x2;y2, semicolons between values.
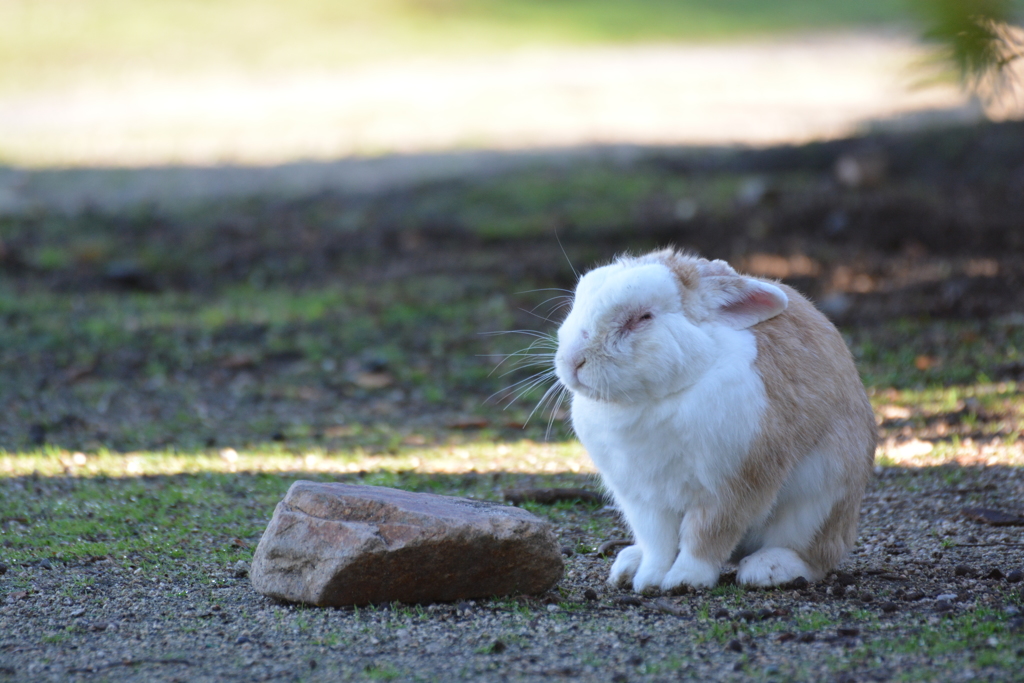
4;31;1020;216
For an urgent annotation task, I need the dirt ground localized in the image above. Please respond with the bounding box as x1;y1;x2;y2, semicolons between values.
2;464;1024;682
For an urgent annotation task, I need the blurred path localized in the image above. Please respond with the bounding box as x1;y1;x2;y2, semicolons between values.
0;31;1007;214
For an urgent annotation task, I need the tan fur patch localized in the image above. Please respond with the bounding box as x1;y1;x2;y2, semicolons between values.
747;286;876;572
659;252;699;291
649;251;874;573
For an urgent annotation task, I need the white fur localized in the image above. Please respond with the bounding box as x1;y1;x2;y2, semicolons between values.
661;548;721;590
760;444;846;550
557;262;714;403
608;545;643;588
737;547;820;587
556;260;774;592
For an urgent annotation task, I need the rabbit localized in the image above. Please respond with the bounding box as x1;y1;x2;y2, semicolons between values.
553;248;875;591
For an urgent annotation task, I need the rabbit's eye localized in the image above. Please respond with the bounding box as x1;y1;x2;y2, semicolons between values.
622;311;654;333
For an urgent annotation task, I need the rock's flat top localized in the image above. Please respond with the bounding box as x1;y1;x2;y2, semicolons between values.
250;482;564;606
285;481;542;525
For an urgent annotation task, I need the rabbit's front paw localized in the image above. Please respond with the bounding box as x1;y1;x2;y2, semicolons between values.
661;552;720;590
631;558;673;592
607;545;643;588
737;547;819;587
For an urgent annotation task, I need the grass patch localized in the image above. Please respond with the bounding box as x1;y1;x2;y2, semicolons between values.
363;662;404;681
892;608;1017;659
853;319;1024;391
0;442;596;568
1;467;277;567
0;274;569;451
827;609;1024;682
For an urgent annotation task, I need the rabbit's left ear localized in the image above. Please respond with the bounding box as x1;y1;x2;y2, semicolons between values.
702;276;788;329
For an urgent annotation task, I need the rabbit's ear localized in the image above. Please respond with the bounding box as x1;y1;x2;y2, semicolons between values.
702;276;788;329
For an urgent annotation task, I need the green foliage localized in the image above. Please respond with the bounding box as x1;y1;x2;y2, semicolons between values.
709;584;745;599
642;655;687;675
793;611;839;631
915;0;1024;87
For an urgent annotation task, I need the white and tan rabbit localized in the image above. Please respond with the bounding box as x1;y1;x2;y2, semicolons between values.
553;249;875;591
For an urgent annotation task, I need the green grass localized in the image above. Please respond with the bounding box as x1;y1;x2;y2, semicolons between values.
0;448;595;567
852;319;1024;390
690;605;1024;682
0;0;916;94
853;608;1024;682
696;618;738;644
891;608;1016;658
0;275;565;450
363;662;404;681
0;467;275;566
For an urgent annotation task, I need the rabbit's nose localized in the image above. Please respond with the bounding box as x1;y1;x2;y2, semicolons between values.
568;353;587;384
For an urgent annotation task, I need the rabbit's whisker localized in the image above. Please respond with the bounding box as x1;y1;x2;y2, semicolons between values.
544;383;571;440
530;295;574;317
526;377;564;428
514;287;574;296
479;329;557;340
498;359;555;379
504;376;559;410
482;335;556;375
488;369;557;406
555;229;580;280
517;307;561;325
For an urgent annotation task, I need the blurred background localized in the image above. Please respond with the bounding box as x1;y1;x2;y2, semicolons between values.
0;0;1021;171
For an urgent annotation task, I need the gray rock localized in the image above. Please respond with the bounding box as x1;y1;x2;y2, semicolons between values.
250;482;563;606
